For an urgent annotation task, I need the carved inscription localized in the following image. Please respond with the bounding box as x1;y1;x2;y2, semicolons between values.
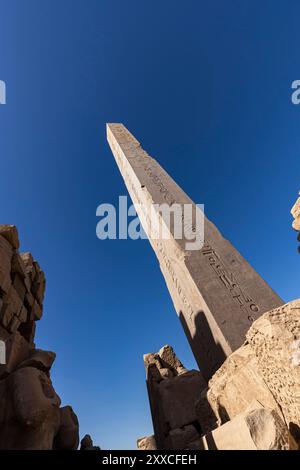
202;243;259;320
157;242;194;320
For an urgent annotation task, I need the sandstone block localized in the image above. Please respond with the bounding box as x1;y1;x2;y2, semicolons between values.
137;435;157;450
0;225;19;250
18;320;36;345
144;345;206;449
0;235;12;294
203;343;279;427
291;196;300;220
201;405;294;450
12;273;27;302
158;371;207;431
246;299;300;443
10;366;61;428
17;349;56;373
1;286;23;327
54;406;79;450
0;328;30;379
80;434;101;450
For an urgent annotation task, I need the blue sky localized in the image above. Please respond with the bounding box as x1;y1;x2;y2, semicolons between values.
0;0;300;449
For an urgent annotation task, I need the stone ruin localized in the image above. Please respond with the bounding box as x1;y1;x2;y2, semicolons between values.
1;120;299;452
137;194;300;451
138;301;300;450
0;224;97;450
106;123;300;451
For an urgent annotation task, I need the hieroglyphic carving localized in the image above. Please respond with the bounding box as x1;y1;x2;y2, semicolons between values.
202;243;259;321
157;242;194;320
107;123;283;379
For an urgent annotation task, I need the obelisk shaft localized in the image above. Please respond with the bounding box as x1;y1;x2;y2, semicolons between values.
107;123;283;380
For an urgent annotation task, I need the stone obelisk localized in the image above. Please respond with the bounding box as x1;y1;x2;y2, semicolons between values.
107;123;283;380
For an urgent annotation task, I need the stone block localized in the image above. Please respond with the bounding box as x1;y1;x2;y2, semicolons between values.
0;225;19;250
200;405;294;450
53;406;79;450
137;435;157;450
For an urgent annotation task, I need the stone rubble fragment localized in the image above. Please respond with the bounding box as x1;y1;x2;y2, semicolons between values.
140;345;206;450
141;300;300;450
200;403;294;450
137;435;157;450
80;434;101;451
194;300;300;450
0;225;81;449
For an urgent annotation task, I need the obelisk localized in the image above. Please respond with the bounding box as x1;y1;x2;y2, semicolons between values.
107;123;283;380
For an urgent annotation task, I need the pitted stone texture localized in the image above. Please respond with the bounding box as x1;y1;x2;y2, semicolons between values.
0;225;20;250
246;299;300;443
199;300;300;447
202;344;280;428
200;404;294;450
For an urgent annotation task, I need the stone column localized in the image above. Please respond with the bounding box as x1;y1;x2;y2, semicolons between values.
107;123;283;380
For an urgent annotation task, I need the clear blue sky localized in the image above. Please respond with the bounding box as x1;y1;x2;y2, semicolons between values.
0;0;300;449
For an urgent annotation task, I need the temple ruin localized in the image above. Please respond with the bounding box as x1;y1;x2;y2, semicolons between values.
107;124;300;451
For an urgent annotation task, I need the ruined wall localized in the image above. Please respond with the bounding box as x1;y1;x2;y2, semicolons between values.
199;300;300;447
141;301;300;450
138;345;206;450
0;225;79;450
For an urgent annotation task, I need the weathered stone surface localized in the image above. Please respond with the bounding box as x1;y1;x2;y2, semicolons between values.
144;345;206;449
0;367;61;449
165;424;200;450
11;252;28;280
291;195;300;231
107;123;283;380
0;225;81;450
0;225;19;250
12;273;27;302
246;299;300;443
200;404;294;450
18;319;36;345
201;343;280;428
1;286;23;329
17;349;56;373
31;299;43;321
197;299;300;447
0;235;12;294
158;345;187;374
159;371;206;431
20;252;35;281
54;406;79;450
11;366;61;427
137;435;157;450
194;388;218;436
80;434;101;451
0;331;30;379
